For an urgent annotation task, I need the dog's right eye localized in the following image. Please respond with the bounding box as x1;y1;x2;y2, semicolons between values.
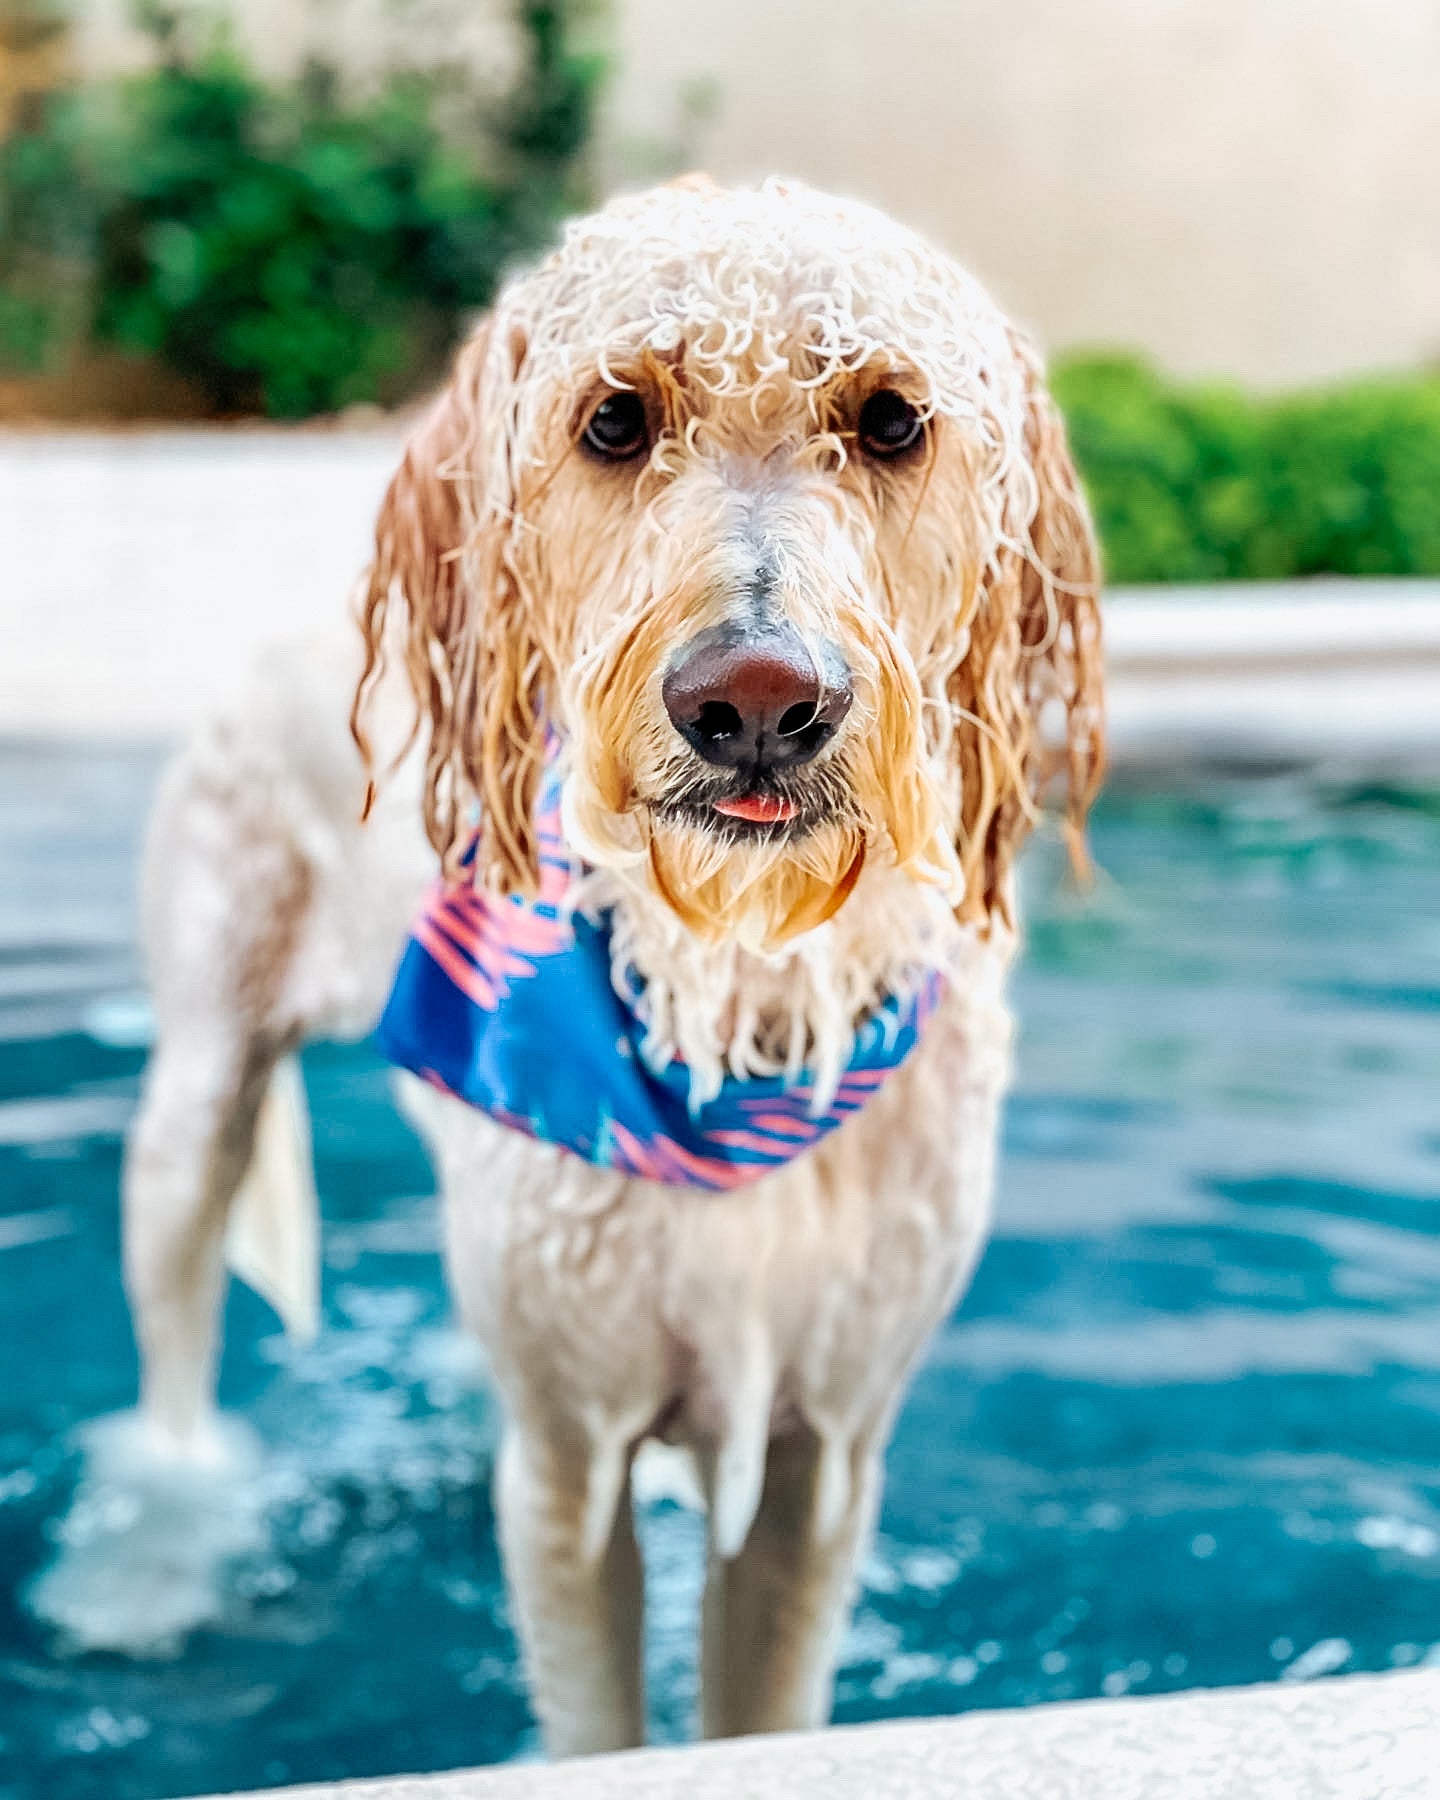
857;388;924;459
582;392;649;461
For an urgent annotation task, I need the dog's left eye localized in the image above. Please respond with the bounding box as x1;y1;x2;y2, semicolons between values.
857;389;924;459
583;392;650;461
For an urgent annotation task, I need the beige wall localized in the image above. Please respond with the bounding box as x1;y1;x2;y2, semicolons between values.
69;0;1440;384
602;0;1440;384
70;0;519;88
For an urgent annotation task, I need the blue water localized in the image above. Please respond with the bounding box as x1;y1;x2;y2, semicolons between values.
2;745;1439;1799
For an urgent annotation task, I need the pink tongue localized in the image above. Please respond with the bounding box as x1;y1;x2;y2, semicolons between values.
714;794;797;824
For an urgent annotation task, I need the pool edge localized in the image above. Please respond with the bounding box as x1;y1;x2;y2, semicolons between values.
190;1667;1440;1798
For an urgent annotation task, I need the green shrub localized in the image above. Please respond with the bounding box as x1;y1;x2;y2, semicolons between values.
0;2;604;415
1053;354;1440;583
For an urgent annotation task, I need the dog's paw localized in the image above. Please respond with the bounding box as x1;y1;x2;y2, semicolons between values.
24;1410;266;1658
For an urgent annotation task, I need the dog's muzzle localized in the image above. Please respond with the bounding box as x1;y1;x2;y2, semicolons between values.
661;621;854;804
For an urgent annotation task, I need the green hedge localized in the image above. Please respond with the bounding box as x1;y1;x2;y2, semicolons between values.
0;3;603;415
1054;354;1440;583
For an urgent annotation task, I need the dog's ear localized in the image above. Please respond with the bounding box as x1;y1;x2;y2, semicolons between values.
1015;336;1106;875
352;317;548;896
949;336;1104;927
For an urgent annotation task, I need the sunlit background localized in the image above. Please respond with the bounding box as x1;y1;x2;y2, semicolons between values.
1;4;1438;1797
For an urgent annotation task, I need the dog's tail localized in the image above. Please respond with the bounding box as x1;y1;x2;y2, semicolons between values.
226;1056;321;1342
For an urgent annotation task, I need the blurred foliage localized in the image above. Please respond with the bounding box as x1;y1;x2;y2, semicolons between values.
3;9;1437;585
0;1;603;415
1054;354;1440;583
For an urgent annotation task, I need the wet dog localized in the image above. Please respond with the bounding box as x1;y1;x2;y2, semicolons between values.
123;177;1102;1754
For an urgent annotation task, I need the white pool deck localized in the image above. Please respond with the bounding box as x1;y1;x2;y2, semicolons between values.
201;1669;1439;1799
1;427;1439;766
6;429;1439;1796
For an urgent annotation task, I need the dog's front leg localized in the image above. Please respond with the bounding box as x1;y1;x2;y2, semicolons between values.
495;1426;645;1756
699;1424;882;1738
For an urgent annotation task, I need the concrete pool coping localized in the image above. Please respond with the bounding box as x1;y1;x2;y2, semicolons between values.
1102;580;1440;771
198;1668;1438;1798
2;429;1438;768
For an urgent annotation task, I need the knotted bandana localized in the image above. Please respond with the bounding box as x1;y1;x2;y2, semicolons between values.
378;773;942;1191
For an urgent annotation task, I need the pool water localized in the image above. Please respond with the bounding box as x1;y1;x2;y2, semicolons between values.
2;745;1438;1799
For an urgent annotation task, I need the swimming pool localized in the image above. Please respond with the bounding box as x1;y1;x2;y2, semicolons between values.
2;745;1438;1799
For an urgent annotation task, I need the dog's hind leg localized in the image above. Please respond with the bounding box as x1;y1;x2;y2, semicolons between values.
495;1425;646;1756
122;734;324;1460
124;1031;311;1458
698;1423;883;1739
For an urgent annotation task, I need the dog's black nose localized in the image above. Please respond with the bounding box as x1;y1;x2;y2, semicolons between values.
661;624;854;771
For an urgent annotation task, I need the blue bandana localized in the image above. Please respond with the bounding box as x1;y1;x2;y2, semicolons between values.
377;778;942;1191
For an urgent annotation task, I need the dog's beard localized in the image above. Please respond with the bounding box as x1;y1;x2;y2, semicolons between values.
563;596;966;951
564;756;866;949
647;813;868;950
567;732;963;954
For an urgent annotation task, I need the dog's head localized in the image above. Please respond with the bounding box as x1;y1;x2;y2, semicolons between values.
356;179;1102;951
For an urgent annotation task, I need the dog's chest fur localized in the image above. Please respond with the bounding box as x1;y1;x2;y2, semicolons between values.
425;928;1012;1538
